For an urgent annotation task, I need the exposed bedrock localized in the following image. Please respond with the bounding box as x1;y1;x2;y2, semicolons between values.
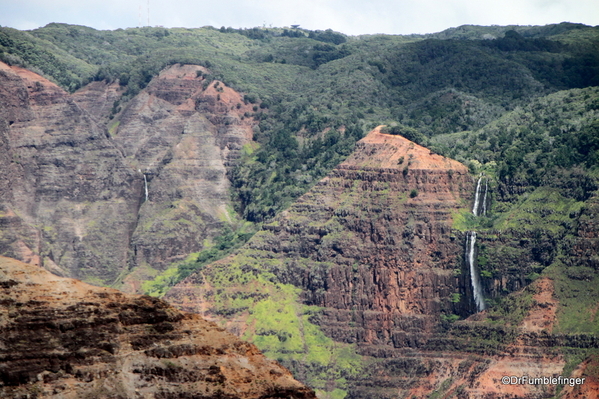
166;129;599;398
0;255;316;399
0;62;255;288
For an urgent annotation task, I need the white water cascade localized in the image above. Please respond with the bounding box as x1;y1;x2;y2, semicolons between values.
482;179;488;216
472;176;483;216
467;231;486;311
143;174;149;202
472;175;489;216
467;175;487;312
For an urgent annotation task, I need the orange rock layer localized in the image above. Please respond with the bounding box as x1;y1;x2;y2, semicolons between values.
0;256;316;399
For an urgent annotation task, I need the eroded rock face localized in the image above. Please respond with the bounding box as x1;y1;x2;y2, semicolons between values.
167;127;472;343
0;61;141;283
165;129;599;398
111;64;255;290
0;62;254;289
165;128;483;395
0;255;316;399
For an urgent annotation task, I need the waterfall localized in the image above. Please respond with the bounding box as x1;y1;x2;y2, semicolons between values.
467;232;486;312
467;174;487;312
143;174;149;202
472;176;483;216
472;175;490;217
481;179;488;216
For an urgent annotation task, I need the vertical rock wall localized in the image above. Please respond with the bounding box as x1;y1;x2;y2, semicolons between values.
0;62;254;288
0;62;140;282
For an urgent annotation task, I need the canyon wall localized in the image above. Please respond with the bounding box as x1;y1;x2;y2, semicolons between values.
0;62;254;289
165;128;480;396
0;255;316;398
0;61;140;282
165;129;599;398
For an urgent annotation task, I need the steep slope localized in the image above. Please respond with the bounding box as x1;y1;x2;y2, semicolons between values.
109;64;255;290
0;61;255;289
0;255;316;398
165;127;475;396
165;127;599;398
0;61;141;283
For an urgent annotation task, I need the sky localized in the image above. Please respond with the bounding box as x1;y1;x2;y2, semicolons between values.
0;0;598;36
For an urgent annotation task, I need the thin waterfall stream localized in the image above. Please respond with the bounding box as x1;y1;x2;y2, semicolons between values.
143;174;149;202
468;175;487;312
467;231;486;311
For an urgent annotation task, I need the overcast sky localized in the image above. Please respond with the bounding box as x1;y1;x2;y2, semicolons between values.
1;0;597;36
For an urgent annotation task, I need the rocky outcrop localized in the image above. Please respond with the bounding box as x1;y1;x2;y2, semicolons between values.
0;255;316;399
0;62;255;289
165;128;478;395
165;129;599;398
168;127;472;339
72;80;124;124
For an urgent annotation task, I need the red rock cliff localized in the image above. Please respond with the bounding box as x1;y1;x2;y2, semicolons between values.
168;126;472;339
165;128;599;398
0;255;316;399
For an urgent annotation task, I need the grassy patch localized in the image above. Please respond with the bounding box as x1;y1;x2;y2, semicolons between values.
142;222;256;297
201;250;363;393
547;261;599;335
493;187;583;234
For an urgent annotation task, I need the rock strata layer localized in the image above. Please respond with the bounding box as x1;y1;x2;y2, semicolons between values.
165;128;599;398
165;128;479;396
0;61;254;289
0;61;140;283
0;255;316;399
112;64;255;288
168;127;472;343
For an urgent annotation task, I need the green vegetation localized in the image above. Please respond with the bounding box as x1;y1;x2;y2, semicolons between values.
550;260;599;335
2;22;598;222
433;87;599;197
198;249;363;396
428;378;453;399
142;223;256;297
486;286;535;327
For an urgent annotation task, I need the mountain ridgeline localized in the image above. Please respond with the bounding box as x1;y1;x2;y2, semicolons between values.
0;21;599;398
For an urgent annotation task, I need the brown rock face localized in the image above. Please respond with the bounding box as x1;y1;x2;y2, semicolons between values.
165;129;599;398
0;255;316;399
164;128;484;396
168;127;472;343
112;64;254;285
0;62;254;289
0;61;141;283
71;80;124;124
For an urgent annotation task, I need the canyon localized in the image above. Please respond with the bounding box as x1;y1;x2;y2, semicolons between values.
1;22;599;398
166;129;599;398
